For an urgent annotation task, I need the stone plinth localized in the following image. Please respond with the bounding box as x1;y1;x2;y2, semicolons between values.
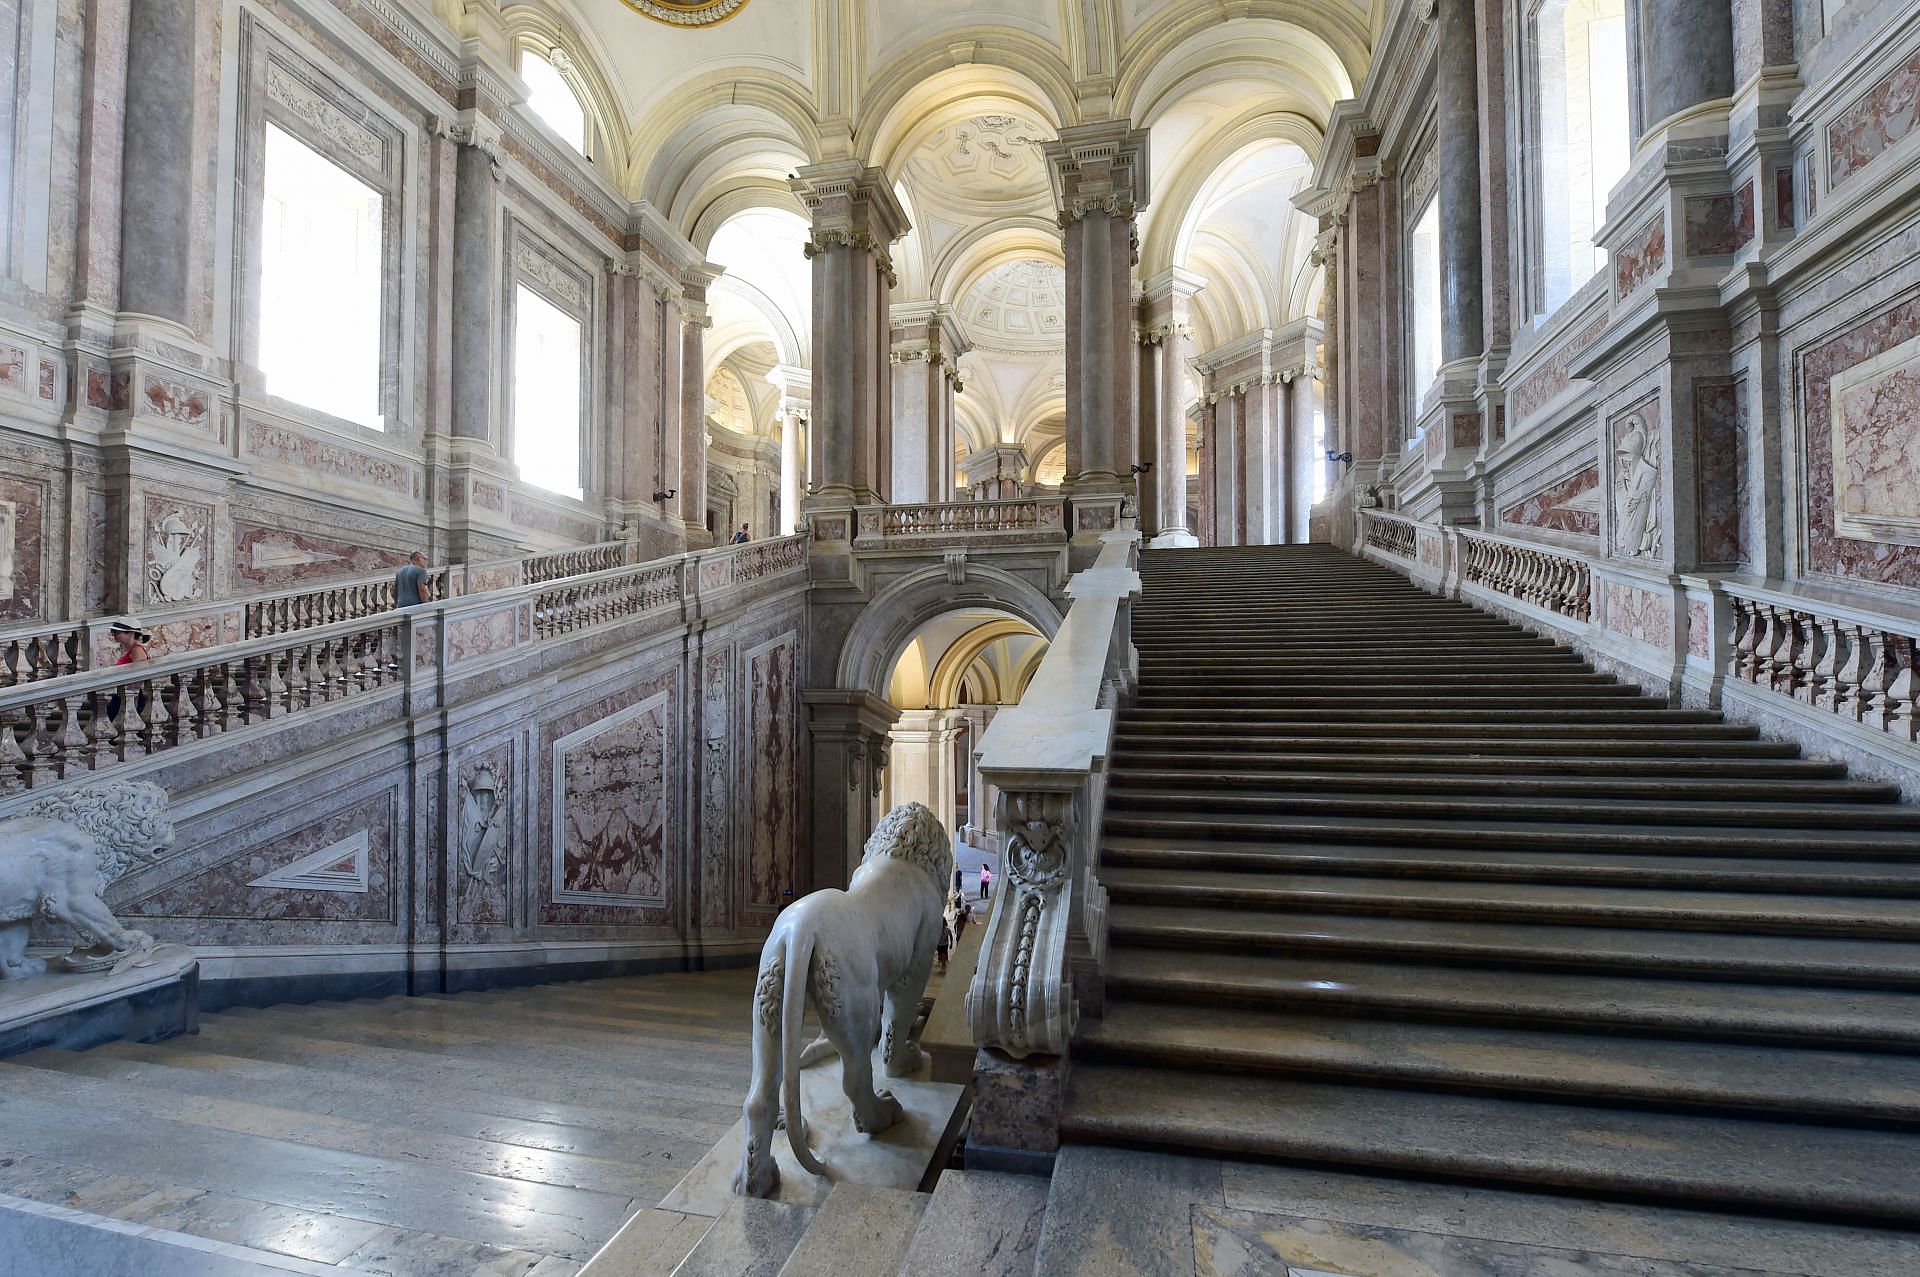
0;944;198;1058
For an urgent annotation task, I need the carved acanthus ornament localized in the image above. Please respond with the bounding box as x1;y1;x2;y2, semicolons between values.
967;789;1078;1058
803;229;899;288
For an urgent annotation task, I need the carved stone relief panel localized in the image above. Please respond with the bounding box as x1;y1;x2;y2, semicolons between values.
0;475;44;621
144;499;212;605
701;645;732;930
457;743;515;928
745;632;799;914
1829;332;1920;548
1500;464;1601;538
1609;396;1663;560
550;690;672;910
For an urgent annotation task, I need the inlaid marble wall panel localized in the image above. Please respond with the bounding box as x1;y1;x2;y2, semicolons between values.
1695;379;1750;568
1800;297;1920;586
700;644;733;930
744;630;799;917
0;471;45;620
1603;580;1674;652
1500;464;1601;538
231;519;415;590
540;671;679;927
1827;46;1920;190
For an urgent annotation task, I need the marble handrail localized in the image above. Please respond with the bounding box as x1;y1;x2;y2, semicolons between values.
855;498;1068;541
1361;509;1417;560
0;535;809;795
966;526;1139;1060
0;538;640;687
1458;527;1593;623
1723;583;1917;743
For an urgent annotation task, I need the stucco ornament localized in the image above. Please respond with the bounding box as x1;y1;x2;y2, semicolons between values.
1612;414;1662;557
0;781;174;980
148;510;204;603
732;802;953;1198
620;0;751;27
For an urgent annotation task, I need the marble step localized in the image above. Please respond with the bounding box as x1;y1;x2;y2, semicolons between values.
667;1197;813;1277
1100;839;1920;891
1107;748;1837;776
896;1169;1047;1277
0;1070;635;1261
1105;785;1920;830
1060;1063;1920;1222
1101;808;1920;857
773;1184;926;1277
1110;730;1790;754
1103;902;1920;982
1132;690;1653;708
1135;673;1617;690
1101;949;1920;1047
1074;999;1920;1121
1107;766;1900;803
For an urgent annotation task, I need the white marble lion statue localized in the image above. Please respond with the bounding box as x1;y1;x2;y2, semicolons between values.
732;801;953;1198
0;780;173;980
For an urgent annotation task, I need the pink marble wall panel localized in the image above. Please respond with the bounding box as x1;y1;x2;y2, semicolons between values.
1695;380;1749;567
1804;153;1818;220
37;359;56;400
511;499;600;542
472;481;506;512
232;523;409;590
1827;49;1920;189
143;375;212;429
0;475;45;621
0;345;25;393
84;489;117;614
701;647;732;930
1684;183;1755;256
446;605;522;664
1687;598;1711;659
541;674;678;925
121;791;395;925
1509;317;1606;424
1832;338;1920;546
746;634;798;913
1604;580;1674;652
1614;217;1667;299
1451;412;1483;448
86;365;129;412
1774;164;1795;230
1802;299;1920;586
244;420;412;495
1501;465;1601;538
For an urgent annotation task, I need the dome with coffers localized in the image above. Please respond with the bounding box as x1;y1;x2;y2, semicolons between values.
961;258;1066;352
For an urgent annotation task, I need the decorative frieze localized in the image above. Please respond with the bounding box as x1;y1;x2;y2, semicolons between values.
1614;216;1667;299
1501;465;1602;539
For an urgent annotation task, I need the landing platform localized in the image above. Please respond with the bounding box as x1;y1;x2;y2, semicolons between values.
0;944;198;1058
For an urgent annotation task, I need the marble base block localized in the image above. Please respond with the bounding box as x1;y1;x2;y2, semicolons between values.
0;945;198;1059
659;1042;965;1217
967;1046;1066;1158
1148;528;1200;548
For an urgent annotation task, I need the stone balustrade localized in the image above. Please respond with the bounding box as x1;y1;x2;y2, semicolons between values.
0;535;808;795
0;539;643;687
1459;528;1593;623
852;497;1067;545
964;524;1138;1156
1363;510;1417;560
1726;586;1918;743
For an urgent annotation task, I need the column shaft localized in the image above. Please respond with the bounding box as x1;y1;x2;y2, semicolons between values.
119;0;197;322
1642;0;1735;128
449;143;499;444
1437;0;1485;364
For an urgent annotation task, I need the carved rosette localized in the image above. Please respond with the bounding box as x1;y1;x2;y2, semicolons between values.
966;789;1078;1058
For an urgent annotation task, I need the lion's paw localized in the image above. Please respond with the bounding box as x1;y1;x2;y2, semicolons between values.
0;956;48;980
731;1147;779;1198
857;1090;904;1134
884;1044;927;1078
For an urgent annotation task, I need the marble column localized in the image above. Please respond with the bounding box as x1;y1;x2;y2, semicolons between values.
658;290;687;527
1287;372;1317;543
1211;391;1241;547
792;163;910;509
1133;319;1160;536
1046;122;1150;540
802;690;899;891
768;364;810;536
889;303;968;504
1241;380;1283;546
1142;268;1204;547
1642;0;1735;130
679;282;714;544
118;0;198;325
1436;0;1484;365
448;135;502;446
1196;401;1217;547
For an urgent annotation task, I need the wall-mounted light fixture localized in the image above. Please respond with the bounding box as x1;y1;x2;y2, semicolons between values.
1326;450;1353;465
651;489;677;502
1129;462;1154;476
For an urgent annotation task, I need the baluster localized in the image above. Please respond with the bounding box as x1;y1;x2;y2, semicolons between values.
1860;629;1896;731
112;681;146;761
1727;602;1753;681
336;636;363;691
162;671;196;745
1889;637;1917;742
1809;615;1842;710
50;696;89;778
1752;606;1780;688
265;649;291;716
1790;612;1819;702
285;642;311;709
0;704;30;792
2;639;20;688
85;687;117;765
219;659;246;729
23;703;59;786
141;673;171;752
192;667;221;737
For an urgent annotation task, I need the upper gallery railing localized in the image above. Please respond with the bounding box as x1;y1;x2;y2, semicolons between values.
0;538;644;688
852;497;1068;545
0;535;807;796
967;524;1139;1059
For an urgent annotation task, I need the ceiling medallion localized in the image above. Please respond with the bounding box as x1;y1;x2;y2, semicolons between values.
621;0;752;27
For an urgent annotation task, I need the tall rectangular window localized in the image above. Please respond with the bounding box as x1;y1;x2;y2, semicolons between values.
513;284;584;499
259;123;384;428
1409;197;1442;410
1534;0;1631;313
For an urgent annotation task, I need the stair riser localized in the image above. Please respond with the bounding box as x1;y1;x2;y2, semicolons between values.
1105;771;1899;803
1104;793;1920;830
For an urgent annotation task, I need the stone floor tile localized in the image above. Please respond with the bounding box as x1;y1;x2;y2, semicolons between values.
1033;1146;1227;1277
338;1224;554;1277
576;1207;713;1277
133;1186;392;1264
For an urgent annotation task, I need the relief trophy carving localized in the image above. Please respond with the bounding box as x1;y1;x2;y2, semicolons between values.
458;762;508;883
1;781;174;980
148;510;205;603
1612;413;1662;558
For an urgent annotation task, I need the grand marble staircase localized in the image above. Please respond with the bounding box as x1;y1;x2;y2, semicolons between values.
1067;543;1920;1223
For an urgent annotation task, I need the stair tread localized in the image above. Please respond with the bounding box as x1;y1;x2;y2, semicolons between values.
1102;948;1920;1043
1061;1063;1920;1220
1107;750;1837;775
898;1170;1047;1277
1075;1001;1920;1119
1107;767;1896;800
775;1184;926;1277
1105;901;1920;975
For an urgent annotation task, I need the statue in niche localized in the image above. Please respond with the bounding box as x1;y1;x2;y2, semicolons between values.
1612;414;1662;558
732;802;953;1198
458;763;509;883
0;781;173;980
148;510;204;603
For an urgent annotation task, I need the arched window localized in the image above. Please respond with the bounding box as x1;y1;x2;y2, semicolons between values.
1408;196;1442;409
521;49;587;154
1532;0;1631;312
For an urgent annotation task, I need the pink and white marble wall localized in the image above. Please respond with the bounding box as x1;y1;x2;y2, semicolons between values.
1603;580;1674;652
1687;598;1712;659
543;676;677;923
701;647;733;931
1694;380;1750;567
1509;316;1606;427
1615;217;1667;299
0;474;45;621
1684;183;1756;257
1827;48;1920;189
1501;465;1602;538
745;632;799;915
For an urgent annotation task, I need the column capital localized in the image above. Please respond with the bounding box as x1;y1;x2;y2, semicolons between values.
1141;265;1207;306
1044;120;1151;225
791;161;912;283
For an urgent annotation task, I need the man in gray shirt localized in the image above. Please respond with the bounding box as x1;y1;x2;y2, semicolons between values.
395;551;433;608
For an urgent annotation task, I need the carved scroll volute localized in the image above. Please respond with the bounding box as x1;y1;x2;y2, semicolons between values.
966;788;1079;1059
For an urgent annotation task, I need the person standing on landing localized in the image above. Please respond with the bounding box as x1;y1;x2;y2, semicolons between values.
395;551;433;608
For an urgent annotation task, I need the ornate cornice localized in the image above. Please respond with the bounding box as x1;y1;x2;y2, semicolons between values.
619;0;753;27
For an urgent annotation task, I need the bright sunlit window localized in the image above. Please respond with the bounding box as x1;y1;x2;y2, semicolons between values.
259;123;384;427
1534;0;1630;312
522;50;586;154
513;285;584;498
1409;197;1442;409
1310;380;1328;504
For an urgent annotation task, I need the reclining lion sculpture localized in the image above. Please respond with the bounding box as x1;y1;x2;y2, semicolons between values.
0;780;173;980
732;801;953;1198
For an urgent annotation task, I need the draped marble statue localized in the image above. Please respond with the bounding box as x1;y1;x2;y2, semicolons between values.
732;801;953;1198
0;781;173;980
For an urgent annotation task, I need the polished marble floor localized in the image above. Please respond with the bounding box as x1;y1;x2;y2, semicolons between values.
0;968;760;1277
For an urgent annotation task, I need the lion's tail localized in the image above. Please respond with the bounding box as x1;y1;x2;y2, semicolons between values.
781;926;827;1177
